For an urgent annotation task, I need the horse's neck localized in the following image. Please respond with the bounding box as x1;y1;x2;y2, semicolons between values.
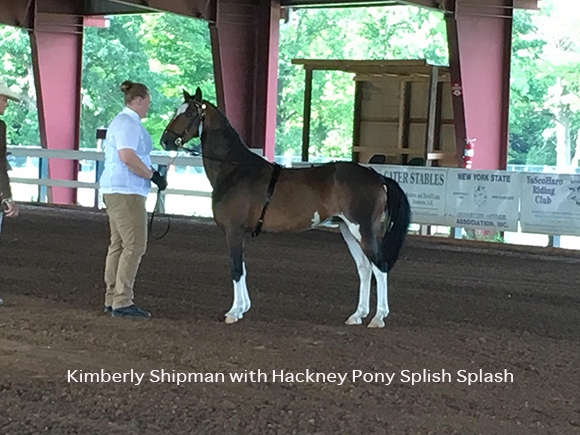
202;124;246;157
201;105;266;188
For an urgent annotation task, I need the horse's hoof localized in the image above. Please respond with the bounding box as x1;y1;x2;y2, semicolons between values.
368;318;385;328
225;314;240;324
345;316;363;325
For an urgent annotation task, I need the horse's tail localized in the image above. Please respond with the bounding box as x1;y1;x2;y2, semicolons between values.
380;175;411;272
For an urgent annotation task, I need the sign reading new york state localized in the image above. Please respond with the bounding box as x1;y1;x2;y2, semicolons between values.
370;165;448;225
520;173;580;235
444;169;520;231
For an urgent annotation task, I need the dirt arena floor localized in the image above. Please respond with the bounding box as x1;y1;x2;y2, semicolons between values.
0;206;579;434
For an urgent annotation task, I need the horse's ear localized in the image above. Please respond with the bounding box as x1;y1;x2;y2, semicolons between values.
183;89;192;101
194;87;202;101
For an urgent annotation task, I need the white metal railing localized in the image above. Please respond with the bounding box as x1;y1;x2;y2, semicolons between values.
8;146;209;197
9;145;580;250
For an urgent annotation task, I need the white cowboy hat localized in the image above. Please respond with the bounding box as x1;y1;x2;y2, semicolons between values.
0;78;21;102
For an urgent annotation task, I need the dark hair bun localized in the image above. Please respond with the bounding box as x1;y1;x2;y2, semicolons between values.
120;81;134;93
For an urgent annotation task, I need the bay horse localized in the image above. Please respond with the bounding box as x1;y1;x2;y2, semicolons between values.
160;88;411;328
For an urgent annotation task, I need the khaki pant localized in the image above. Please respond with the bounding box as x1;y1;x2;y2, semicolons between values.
103;194;148;309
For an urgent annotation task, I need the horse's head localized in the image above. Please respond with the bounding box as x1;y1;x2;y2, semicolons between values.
160;87;205;151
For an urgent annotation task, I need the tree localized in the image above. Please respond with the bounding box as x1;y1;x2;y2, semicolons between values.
2;14;215;150
0;26;40;146
508;8;554;165
82;15;156;148
81;13;214;149
140;14;215;117
3;3;573;168
276;6;448;160
277;8;359;158
532;0;580;168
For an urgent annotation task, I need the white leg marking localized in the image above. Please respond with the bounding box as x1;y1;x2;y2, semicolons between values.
339;222;372;326
225;263;250;324
338;213;362;242
311;211;321;227
368;265;389;328
240;263;251;313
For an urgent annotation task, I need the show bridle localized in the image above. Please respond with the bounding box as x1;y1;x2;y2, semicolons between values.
164;101;205;155
155;99;281;239
150;102;205;240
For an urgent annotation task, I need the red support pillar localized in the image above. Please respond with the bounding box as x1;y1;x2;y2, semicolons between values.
210;0;280;161
29;12;83;204
446;0;513;170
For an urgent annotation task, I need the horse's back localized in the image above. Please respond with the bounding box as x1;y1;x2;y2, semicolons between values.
264;162;386;232
281;161;381;185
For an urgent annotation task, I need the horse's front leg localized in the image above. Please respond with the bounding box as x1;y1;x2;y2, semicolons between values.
224;231;251;324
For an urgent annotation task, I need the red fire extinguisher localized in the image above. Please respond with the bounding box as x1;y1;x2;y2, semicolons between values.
463;138;475;169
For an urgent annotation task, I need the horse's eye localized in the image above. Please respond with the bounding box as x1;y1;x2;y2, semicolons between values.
186;112;193;118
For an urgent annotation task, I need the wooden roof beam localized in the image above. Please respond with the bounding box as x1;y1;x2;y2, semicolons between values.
95;0;215;22
281;0;537;11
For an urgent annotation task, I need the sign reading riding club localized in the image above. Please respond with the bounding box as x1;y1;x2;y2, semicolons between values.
444;169;520;231
370;165;448;225
519;173;580;235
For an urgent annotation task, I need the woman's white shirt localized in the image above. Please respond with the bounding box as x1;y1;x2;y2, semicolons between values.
100;107;152;197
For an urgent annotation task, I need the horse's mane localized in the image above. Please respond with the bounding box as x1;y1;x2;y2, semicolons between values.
202;100;264;163
203;101;246;146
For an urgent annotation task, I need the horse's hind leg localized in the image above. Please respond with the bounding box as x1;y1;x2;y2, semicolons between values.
339;221;372;325
368;265;388;328
224;231;251;324
339;214;390;328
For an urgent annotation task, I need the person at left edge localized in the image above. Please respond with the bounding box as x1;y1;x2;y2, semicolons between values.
0;78;20;219
99;80;168;318
0;78;21;307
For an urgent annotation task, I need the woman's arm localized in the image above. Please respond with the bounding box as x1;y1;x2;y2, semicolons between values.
118;148;154;180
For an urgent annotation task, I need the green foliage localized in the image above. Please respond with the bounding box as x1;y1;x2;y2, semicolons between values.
277;6;448;159
82;15;156;148
462;229;506;243
510;0;580;167
0;2;577;168
0;26;40;146
508;10;555;165
0;14;214;149
81;14;214;149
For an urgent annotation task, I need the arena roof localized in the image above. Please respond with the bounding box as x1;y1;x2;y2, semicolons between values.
0;0;538;29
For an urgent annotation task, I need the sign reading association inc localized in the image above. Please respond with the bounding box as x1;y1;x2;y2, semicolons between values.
371;165;447;225
520;173;580;235
444;169;520;231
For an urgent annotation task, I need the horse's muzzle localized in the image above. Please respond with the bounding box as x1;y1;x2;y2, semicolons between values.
160;130;180;151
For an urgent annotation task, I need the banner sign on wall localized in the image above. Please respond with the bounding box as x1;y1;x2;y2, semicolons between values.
520;173;580;235
371;165;448;225
444;169;520;231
